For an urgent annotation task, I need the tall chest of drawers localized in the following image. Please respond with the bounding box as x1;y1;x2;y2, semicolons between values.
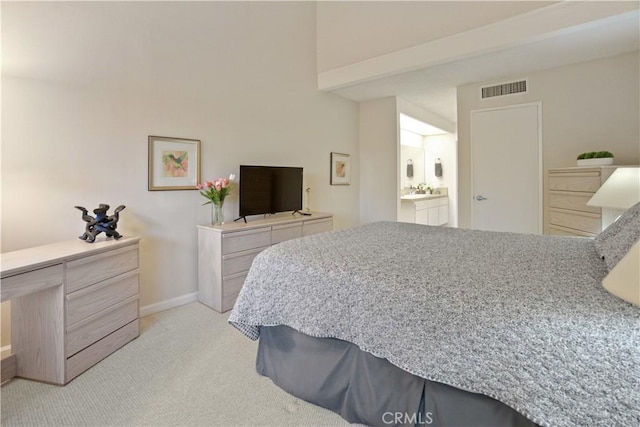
198;212;333;312
546;166;620;237
1;237;140;385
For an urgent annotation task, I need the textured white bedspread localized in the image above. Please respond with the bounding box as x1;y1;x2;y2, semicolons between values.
229;222;640;427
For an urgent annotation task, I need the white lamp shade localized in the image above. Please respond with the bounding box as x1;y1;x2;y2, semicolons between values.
587;168;640;210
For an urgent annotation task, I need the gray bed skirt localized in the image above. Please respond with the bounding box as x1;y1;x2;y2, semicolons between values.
257;325;538;427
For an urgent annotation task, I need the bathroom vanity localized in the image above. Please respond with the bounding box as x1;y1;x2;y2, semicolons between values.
399;194;449;226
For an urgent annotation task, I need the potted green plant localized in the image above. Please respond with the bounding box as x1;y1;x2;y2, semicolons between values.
576;151;614;166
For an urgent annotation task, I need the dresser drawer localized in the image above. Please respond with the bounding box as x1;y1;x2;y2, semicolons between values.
302;218;333;236
1;264;63;301
548;173;601;192
548;225;595;238
66;296;138;357
221;272;247;312
66;245;138;294
548;191;600;214
272;223;302;244
222;229;271;255
222;247;263;276
66;319;139;382
549;209;601;234
66;271;139;327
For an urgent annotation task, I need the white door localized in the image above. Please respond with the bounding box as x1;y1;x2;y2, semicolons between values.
471;104;541;234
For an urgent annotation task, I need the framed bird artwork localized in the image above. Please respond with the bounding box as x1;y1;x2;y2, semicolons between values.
148;136;201;190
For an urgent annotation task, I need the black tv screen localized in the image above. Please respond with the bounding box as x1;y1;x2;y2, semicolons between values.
239;165;303;217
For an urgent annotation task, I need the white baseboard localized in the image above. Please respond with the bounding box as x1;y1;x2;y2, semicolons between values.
140;292;199;318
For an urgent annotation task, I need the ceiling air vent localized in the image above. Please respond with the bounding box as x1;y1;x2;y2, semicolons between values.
481;79;528;99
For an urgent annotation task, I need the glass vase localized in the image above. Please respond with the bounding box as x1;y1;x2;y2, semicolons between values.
211;201;225;226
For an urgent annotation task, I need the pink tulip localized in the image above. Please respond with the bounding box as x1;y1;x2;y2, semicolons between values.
205;181;213;188
196;183;203;190
215;183;222;190
222;178;229;188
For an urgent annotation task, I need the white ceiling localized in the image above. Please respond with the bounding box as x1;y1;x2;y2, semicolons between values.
331;10;640;124
4;2;638;126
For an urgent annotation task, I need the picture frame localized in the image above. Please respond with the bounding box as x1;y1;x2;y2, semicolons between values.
330;152;351;185
148;136;201;191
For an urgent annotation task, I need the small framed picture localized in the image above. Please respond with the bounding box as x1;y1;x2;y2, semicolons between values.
330;152;351;185
148;136;201;191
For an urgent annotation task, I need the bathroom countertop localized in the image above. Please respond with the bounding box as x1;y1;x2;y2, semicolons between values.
400;194;447;202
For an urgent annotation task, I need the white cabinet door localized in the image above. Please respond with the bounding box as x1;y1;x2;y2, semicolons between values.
427;207;439;226
438;205;449;225
416;208;428;225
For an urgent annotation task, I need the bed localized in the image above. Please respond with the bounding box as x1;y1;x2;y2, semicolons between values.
229;204;640;427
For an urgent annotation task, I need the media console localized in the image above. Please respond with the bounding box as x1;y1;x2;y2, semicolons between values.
197;212;333;312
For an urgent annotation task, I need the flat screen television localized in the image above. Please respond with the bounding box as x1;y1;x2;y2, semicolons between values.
239;165;303;219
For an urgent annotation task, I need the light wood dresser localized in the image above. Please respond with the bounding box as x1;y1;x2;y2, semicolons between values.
1;237;140;385
198;212;333;312
546;166;633;237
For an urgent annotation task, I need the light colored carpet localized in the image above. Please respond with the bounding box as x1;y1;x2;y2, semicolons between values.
1;302;350;426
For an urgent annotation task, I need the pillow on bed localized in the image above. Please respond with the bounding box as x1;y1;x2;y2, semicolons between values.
594;202;640;271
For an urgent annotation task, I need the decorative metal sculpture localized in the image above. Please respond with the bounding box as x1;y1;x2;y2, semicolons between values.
75;204;126;243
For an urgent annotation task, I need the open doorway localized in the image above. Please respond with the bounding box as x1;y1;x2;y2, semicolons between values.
399;113;458;227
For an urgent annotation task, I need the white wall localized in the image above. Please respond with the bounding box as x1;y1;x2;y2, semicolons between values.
359;97;399;223
457;52;640;230
1;2;359;346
